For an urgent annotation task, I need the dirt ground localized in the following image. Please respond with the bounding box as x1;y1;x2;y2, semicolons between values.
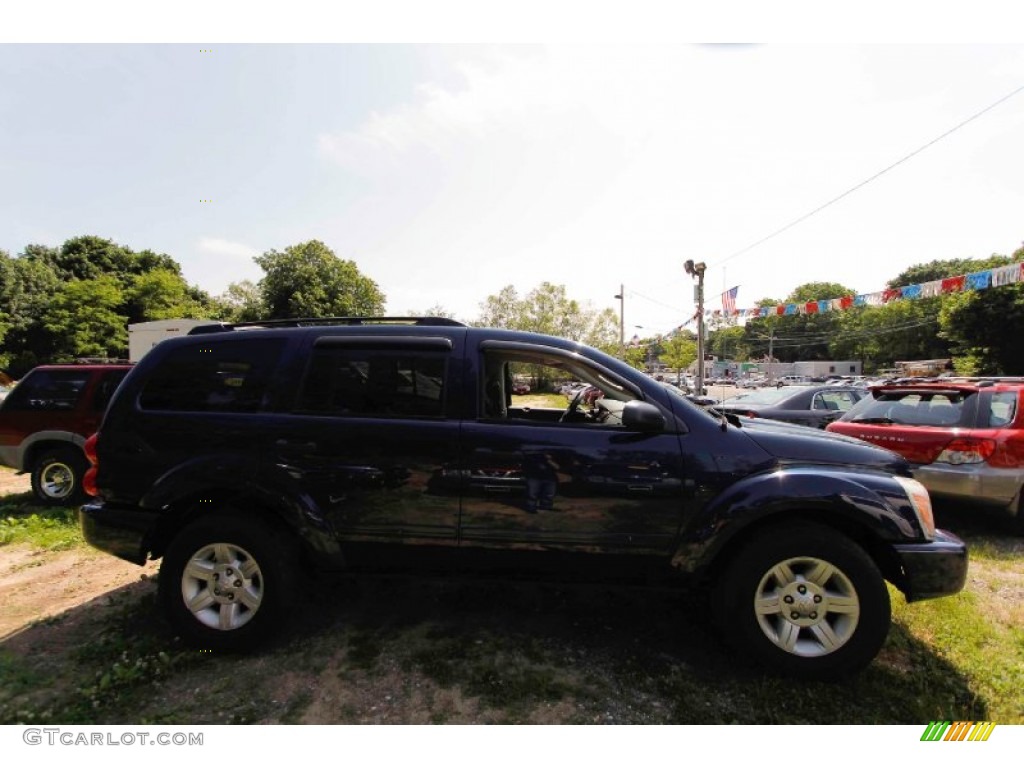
0;470;160;642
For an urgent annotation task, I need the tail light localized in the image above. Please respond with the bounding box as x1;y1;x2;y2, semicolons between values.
83;432;99;497
935;437;996;465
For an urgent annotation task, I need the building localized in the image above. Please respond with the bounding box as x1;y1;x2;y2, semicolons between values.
128;319;211;362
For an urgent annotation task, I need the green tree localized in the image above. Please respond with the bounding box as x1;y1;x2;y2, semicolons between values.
0;252;62;373
42;276;128;360
742;284;856;363
660;334;698;381
936;245;1024;374
126;269;210;322
255;240;385;319
623;345;647;370
216;280;267;322
476;283;619;354
404;304;457;320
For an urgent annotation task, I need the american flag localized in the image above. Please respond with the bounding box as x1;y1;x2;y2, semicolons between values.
722;285;739;314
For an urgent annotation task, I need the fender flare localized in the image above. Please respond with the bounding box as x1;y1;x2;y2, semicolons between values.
671;465;924;573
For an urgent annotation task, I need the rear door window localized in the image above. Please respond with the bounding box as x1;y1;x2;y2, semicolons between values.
296;347;447;418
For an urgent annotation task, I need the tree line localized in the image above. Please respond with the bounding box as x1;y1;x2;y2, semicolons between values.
3;234;1020;378
0;237;387;376
703;243;1024;376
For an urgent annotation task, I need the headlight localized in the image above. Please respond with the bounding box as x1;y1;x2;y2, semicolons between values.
895;476;936;540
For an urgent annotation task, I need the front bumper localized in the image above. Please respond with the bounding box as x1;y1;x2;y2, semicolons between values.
892;529;968;602
79;501;161;566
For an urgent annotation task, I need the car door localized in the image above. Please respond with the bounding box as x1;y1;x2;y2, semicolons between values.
267;334;462;549
458;340;689;555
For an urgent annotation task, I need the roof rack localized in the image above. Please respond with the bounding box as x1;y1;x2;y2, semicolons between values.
187;316;468;336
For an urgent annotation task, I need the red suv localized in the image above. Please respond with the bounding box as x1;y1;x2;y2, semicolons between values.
827;379;1024;533
0;363;132;505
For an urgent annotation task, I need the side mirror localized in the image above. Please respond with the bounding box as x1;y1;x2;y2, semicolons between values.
622;400;665;432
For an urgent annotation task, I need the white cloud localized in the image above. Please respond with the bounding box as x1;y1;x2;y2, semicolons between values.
197;237;261;260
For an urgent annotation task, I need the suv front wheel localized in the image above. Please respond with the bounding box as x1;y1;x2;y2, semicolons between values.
159;514;296;651
713;523;891;679
31;448;88;506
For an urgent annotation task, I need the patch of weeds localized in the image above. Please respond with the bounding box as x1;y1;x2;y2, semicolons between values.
0;651;53;701
403;627;573;714
278;690;314;724
0;504;82;550
346;630;385;670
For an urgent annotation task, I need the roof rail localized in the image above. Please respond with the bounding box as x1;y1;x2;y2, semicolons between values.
187;316;468;336
942;376;1024;384
72;357;132;365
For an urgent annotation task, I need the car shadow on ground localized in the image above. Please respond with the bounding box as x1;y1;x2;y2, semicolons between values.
0;567;989;725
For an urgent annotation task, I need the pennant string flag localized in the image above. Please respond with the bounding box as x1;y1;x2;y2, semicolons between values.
684;261;1024;326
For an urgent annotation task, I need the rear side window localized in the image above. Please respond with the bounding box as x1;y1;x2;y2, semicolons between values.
139;339;285;413
2;370;90;411
988;392;1018;427
296;348;446;418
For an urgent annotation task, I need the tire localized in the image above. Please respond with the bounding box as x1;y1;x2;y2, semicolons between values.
713;523;891;680
158;514;297;651
30;448;88;506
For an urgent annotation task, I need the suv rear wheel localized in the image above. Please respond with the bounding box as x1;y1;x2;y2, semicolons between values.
159;514;296;651
713;523;891;679
31;448;88;506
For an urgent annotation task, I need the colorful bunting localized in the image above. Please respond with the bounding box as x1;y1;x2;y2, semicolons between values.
684;260;1024;330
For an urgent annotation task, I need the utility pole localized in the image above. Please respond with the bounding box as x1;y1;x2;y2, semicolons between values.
614;284;625;359
684;260;707;395
767;329;775;385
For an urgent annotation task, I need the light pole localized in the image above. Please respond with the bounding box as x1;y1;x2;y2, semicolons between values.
614;284;625;359
684;260;707;395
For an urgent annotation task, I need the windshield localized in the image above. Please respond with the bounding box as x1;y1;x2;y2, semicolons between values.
723;386;808;406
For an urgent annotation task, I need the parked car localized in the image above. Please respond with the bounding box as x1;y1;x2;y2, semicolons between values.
80;318;966;678
827;379;1024;533
0;362;132;504
717;385;866;429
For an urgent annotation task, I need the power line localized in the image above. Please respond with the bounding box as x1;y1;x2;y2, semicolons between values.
745;318;939;349
710;82;1024;271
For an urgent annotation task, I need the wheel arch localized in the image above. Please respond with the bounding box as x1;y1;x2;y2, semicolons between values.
22;434;85;472
699;509;905;592
145;484;340;570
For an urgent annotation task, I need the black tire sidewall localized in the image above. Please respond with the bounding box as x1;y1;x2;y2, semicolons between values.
159;515;295;651
31;448;87;506
714;525;891;680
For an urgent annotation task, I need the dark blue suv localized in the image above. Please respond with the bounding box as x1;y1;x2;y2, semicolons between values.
79;318;967;679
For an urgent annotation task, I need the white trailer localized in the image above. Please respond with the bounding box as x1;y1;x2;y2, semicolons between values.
128;319;212;362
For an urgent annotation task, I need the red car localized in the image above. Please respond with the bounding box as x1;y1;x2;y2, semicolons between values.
827;379;1024;533
0;363;132;504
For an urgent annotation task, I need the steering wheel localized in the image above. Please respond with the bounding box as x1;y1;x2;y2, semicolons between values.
559;389;586;423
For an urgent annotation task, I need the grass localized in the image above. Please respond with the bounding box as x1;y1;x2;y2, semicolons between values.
0;494;83;550
0;485;1021;724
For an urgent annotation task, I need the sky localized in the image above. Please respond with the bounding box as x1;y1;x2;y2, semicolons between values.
2;9;1024;342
